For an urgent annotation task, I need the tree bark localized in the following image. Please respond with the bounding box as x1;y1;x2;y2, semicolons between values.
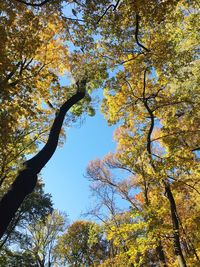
0;89;85;239
164;182;187;267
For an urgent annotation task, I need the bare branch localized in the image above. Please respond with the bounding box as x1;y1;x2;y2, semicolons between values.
64;17;85;22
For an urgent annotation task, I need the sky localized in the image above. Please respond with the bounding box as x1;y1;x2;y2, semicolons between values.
42;105;117;223
41;4;125;224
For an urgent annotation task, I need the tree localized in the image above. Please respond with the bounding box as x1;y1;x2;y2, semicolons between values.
0;83;86;238
1;3;199;264
56;220;107;266
22;210;66;267
86;155;167;266
79;1;199;266
0;210;66;267
0;180;53;250
0;0;107;236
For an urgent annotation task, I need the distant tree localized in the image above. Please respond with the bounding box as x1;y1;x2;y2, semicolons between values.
56;220;108;266
0;210;65;267
20;210;66;267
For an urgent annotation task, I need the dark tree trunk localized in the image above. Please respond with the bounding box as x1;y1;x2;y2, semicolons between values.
156;239;168;267
0;212;21;250
164;182;187;267
0;89;85;239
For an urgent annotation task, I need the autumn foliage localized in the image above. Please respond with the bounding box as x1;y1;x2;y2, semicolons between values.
0;0;200;266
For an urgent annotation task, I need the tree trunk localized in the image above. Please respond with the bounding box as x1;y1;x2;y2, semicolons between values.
0;89;85;239
156;239;168;267
164;182;187;267
0;212;21;250
143;181;167;267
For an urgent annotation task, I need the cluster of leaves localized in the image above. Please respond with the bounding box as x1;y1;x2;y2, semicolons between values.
0;1;64;193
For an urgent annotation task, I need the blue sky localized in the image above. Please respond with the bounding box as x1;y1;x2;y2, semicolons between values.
41;4;126;223
42;106;117;223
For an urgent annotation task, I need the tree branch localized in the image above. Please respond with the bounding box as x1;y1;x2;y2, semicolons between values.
142;70;154;157
14;0;52;7
151;130;200;143
135;14;150;52
168;176;200;195
96;1;121;24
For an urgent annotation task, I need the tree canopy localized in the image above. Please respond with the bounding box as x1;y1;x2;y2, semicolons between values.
0;0;199;266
